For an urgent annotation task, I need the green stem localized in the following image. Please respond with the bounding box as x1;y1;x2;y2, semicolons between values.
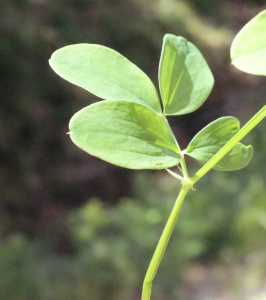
180;153;189;181
166;168;184;181
189;105;266;186
141;183;190;300
141;105;266;300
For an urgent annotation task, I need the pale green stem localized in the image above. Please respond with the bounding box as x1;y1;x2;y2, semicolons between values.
166;168;184;181
161;113;189;181
141;183;190;300
141;105;266;300
180;154;189;181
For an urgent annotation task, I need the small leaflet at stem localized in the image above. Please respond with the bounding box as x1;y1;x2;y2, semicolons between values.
185;116;253;171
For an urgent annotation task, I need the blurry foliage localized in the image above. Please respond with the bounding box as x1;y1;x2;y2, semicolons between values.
0;0;168;236
1;160;266;299
0;0;265;234
189;0;265;15
1;0;266;298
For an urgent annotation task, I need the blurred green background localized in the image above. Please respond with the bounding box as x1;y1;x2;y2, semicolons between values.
1;0;266;299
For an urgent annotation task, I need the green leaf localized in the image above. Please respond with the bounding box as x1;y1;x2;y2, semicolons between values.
185;117;253;170
158;34;214;115
69;100;180;170
212;143;253;171
49;44;161;113
231;10;266;75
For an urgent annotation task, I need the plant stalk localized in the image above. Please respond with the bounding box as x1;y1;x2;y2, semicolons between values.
141;183;190;300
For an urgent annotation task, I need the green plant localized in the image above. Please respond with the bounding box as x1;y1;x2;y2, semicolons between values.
49;10;266;300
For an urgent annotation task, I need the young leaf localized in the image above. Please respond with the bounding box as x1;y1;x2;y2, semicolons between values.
69;100;180;170
231;10;266;75
185;117;253;170
49;44;161;113
159;34;214;115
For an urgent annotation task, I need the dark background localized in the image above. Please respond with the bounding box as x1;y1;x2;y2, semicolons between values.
1;1;266;299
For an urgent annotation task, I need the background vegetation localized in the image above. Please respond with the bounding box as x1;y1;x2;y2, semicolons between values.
1;0;266;299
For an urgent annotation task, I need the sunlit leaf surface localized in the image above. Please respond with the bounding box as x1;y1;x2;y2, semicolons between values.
69;100;180;170
159;34;214;115
49;44;161;112
231;10;266;75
